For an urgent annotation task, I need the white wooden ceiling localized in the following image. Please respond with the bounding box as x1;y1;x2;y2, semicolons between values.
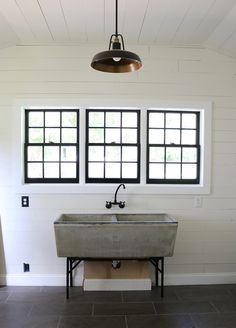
0;0;236;57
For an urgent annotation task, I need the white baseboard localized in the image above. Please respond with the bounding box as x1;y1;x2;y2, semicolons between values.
0;274;82;286
83;279;151;291
1;273;236;287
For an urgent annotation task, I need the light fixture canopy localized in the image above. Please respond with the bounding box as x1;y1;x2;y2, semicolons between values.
91;0;142;73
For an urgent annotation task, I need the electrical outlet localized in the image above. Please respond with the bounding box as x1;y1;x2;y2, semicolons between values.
194;196;202;208
21;196;29;207
23;263;30;272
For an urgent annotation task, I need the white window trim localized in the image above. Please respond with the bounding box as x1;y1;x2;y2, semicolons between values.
12;98;212;195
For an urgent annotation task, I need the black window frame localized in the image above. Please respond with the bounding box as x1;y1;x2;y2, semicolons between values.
24;109;80;183
85;109;141;184
146;110;200;184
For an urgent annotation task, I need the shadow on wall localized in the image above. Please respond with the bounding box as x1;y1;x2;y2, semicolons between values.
0;216;6;285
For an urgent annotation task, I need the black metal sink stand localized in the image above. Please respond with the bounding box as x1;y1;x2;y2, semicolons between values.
66;257;164;299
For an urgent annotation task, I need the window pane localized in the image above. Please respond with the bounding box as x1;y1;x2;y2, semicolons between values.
89;112;104;127
122;146;137;161
166;113;180;128
45;128;60;143
29;128;44;143
29;112;43;126
182;113;196;129
149;129;164;144
44;163;59;178
27;146;42;161
61;128;77;143
165;130;180;144
88;146;104;161
166;147;181;162
122;112;137;127
61;163;77;178
28;163;42;178
62;112;77;127
106;112;120;127
149;147;164;162
89;128;104;143
105;146;121;161
88;163;104;178
105;163;120;178
149;163;164;179
105;128;120;143
166;164;181;179
61;146;76;161
182;148;197;162
182;130;196;144
44;146;59;161
122;163;137;178
45;112;60;127
149;113;164;128
182;164;197;179
122;129;137;143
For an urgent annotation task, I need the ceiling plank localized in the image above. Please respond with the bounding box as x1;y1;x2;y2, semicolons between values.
195;0;236;44
0;11;19;46
154;0;193;44
138;0;171;44
0;0;35;42
122;0;149;43
83;0;104;42
60;0;87;42
172;0;215;44
38;0;69;41
16;0;53;42
204;0;236;48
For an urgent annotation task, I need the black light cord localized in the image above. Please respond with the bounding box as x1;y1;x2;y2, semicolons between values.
115;0;118;36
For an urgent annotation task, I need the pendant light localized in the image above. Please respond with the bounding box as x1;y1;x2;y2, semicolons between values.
91;0;142;73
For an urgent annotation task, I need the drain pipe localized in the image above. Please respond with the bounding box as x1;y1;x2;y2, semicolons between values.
112;260;121;269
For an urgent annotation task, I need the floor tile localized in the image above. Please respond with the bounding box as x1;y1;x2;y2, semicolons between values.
0;291;10;303
191;313;236;328
30;302;92;316
0;302;32;318
59;315;126;328
94;302;155;315
23;315;60;328
123;286;179;303
212;300;236;312
127;314;194;328
67;289;123;303
0;286;41;292
7;291;65;303
175;285;232;301
154;301;216;314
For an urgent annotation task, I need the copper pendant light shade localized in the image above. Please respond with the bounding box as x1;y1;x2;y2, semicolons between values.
91;0;142;73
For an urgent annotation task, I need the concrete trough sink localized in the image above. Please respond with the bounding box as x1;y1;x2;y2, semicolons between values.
54;213;178;258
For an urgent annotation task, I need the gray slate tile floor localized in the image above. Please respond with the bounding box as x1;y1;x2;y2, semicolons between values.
1;284;236;327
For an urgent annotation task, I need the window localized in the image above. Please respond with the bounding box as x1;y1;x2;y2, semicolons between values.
147;110;200;184
24;109;79;183
22;101;210;193
86;109;140;183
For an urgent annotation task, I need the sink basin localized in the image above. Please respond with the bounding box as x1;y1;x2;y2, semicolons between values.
54;213;178;258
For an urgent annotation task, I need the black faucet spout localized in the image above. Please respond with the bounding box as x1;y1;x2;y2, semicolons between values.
114;183;125;203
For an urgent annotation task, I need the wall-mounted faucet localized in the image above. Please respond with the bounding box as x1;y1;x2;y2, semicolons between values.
106;183;126;209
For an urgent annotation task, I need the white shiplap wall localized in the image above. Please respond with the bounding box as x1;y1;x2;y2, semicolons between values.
0;45;236;286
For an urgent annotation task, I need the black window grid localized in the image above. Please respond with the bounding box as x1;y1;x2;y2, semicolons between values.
147;110;200;184
86;109;140;183
24;109;79;183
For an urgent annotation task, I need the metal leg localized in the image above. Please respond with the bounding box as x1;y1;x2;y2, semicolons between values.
155;258;159;287
66;258;69;299
70;259;73;287
161;257;164;298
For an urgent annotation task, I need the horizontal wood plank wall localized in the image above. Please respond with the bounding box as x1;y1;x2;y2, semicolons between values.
0;45;236;285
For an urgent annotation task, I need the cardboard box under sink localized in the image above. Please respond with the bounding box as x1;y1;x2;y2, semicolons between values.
83;260;151;291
